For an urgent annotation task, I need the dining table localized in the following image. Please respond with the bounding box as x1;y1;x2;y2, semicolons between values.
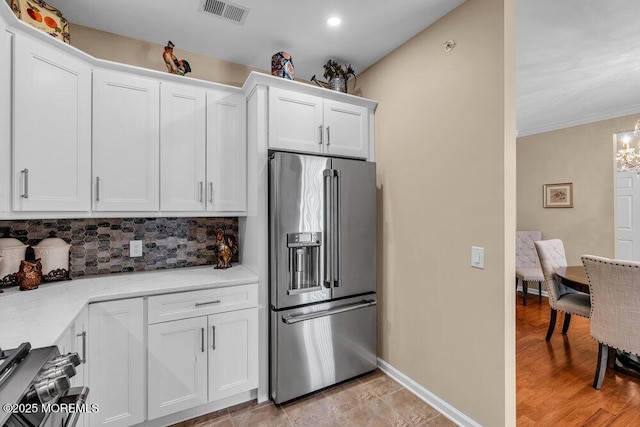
553;266;590;294
553;265;640;379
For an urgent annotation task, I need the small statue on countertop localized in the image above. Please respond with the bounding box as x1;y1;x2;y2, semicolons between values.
162;41;191;76
213;227;238;269
17;259;43;291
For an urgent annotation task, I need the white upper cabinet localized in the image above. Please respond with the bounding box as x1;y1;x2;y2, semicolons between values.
93;69;160;212
268;86;369;159
12;32;92;212
160;82;206;211
0;27;11;214
159;85;246;214
207;89;247;213
268;87;323;154
323;99;368;158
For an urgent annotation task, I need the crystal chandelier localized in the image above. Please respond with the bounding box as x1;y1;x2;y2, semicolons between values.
616;120;640;173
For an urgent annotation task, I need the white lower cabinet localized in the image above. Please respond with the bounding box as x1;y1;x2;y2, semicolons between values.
208;309;258;401
88;298;144;427
53;307;89;427
147;317;208;420
72;307;89;427
147;285;258;421
59;285;256;426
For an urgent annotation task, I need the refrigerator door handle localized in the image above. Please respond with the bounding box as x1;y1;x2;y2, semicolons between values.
333;169;342;287
282;300;377;324
323;169;333;288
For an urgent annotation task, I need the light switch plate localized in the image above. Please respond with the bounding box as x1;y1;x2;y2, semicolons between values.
130;240;143;257
471;246;484;269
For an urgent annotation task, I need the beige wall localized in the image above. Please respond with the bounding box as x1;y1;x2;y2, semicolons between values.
69;23;264;87
356;0;516;425
516;114;632;264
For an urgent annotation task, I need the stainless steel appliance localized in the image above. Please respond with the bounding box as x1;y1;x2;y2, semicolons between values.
269;151;377;404
0;343;88;427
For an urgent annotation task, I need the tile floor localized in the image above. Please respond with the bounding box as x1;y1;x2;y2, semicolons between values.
172;370;456;426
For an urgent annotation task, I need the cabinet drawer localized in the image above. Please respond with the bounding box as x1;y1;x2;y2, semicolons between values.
148;284;258;324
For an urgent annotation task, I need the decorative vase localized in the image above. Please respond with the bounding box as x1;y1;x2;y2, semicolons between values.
329;77;346;93
271;52;295;80
33;233;71;282
0;237;28;286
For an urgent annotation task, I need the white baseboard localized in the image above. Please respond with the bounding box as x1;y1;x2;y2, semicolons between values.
377;358;481;427
516;285;548;298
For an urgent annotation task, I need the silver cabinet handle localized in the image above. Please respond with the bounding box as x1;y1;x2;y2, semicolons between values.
21;169;29;198
96;177;100;202
199;181;204;203
209;182;214;204
195;299;221;307
212;325;216;350
283;300;376;324
319;125;323;145
201;327;205;352
75;331;86;364
326;126;331;145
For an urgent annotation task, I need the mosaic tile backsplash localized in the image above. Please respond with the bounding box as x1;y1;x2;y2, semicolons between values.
0;217;238;278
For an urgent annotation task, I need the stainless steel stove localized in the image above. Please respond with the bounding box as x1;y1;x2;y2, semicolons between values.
0;343;88;427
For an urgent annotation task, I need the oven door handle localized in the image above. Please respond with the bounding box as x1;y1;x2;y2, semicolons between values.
61;386;90;427
282;300;376;324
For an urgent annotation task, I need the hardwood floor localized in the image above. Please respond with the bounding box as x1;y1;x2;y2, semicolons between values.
517;291;640;426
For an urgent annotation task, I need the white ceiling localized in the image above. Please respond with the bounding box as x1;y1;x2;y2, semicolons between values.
517;0;640;136
45;0;640;137
50;0;464;84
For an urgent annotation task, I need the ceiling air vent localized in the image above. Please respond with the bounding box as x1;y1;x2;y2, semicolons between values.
199;0;249;25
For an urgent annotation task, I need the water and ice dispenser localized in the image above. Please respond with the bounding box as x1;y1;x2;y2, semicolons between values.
287;232;321;294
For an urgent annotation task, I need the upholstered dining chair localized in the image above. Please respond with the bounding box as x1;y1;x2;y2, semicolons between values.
516;231;544;305
534;239;591;341
581;255;640;389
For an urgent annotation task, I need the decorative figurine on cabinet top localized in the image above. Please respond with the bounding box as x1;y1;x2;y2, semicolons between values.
213;227;238;269
271;51;295;80
8;0;70;43
162;41;191;76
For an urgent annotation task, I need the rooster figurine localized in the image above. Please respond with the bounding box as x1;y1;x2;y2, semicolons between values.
213;227;238;269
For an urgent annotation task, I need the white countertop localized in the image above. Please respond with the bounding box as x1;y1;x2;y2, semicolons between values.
0;265;258;349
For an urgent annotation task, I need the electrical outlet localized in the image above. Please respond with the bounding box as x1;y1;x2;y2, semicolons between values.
471;246;485;269
130;240;143;258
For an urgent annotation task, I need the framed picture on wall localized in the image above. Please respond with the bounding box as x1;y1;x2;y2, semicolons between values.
543;183;573;208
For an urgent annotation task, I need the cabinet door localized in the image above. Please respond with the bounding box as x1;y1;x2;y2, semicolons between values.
88;299;144;427
323;99;368;159
160;82;206;211
207;90;246;213
0;29;11;214
93;69;160;211
148;317;208;420
72;307;89;388
208;308;258;401
72;307;89;427
13;33;91;211
268;87;323;154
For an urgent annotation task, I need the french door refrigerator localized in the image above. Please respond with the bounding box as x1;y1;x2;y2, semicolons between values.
269;151;377;404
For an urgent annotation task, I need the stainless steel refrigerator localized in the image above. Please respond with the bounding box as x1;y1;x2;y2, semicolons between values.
269;151;377;404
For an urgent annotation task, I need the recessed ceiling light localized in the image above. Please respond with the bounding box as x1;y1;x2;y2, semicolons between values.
327;16;341;27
